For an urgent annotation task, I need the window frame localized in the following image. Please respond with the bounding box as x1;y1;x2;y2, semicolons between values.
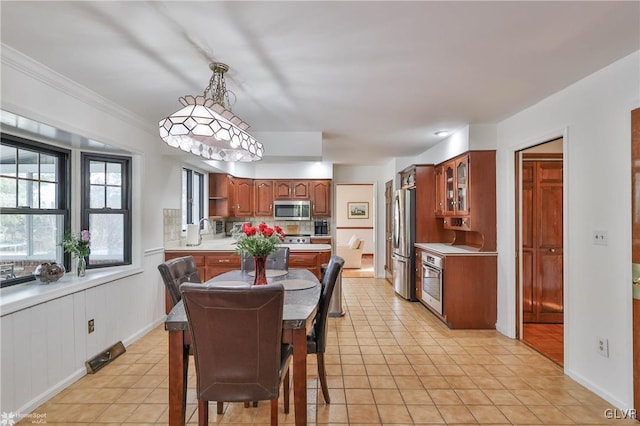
81;152;132;268
182;168;204;229
0;133;70;288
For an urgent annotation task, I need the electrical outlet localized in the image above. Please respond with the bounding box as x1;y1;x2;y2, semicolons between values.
88;319;95;334
596;337;609;357
593;230;608;246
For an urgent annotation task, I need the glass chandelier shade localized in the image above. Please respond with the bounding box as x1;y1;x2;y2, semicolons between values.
158;64;263;162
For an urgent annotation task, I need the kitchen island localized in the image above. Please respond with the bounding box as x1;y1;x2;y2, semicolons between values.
164;238;331;280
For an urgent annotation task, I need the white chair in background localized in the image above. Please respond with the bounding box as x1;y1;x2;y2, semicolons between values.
336;235;364;269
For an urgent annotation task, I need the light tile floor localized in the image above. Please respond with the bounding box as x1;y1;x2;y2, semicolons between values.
17;277;637;425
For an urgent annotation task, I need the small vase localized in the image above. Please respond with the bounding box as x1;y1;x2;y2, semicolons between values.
77;257;86;277
253;256;268;285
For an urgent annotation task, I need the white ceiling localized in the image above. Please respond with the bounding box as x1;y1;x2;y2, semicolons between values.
1;1;638;165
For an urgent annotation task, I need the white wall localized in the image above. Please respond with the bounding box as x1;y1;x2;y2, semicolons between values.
1;46;175;414
496;51;640;409
333;163;396;277
335;184;375;254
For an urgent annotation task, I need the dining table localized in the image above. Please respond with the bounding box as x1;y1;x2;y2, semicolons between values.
164;268;321;426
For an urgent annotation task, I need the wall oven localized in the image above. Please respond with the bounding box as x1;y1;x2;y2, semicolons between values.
421;251;443;315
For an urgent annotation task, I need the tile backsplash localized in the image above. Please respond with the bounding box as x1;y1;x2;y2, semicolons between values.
163;208;182;243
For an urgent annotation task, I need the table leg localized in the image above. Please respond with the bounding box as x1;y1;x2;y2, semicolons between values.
292;328;307;426
169;330;188;426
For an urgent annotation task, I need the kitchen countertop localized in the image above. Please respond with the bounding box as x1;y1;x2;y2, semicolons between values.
165;238;331;252
415;242;497;256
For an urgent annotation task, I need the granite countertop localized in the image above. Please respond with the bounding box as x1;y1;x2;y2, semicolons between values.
165;237;331;252
415;242;497;256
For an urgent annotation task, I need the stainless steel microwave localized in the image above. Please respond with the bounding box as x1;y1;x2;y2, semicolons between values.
273;200;311;221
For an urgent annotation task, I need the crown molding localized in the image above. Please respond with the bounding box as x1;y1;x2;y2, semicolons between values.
1;43;157;135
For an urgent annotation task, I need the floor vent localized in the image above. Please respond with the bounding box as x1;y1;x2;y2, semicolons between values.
85;341;126;374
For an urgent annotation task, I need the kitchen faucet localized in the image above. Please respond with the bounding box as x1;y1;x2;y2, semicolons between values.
197;218;211;244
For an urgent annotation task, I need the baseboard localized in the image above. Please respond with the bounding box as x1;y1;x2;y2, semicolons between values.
122;315;167;347
565;368;631;411
15;368;85;418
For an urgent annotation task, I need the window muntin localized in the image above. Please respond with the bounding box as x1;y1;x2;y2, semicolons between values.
0;135;69;287
81;153;131;268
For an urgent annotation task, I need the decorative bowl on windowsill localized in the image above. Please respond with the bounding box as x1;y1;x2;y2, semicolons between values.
33;262;65;283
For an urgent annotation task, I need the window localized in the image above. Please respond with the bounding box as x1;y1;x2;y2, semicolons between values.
81;153;132;268
182;168;204;230
0;134;70;287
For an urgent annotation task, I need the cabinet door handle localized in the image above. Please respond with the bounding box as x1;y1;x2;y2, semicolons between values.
313;203;315;211
270;204;272;210
218;259;230;263
549;248;556;253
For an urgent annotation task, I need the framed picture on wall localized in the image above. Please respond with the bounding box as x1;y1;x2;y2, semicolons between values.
347;202;369;219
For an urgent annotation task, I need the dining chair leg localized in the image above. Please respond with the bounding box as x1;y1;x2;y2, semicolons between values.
217;401;223;414
284;368;290;414
317;353;331;403
270;398;278;426
198;399;208;425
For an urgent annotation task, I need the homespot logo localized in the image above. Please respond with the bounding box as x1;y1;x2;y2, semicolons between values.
604;408;637;420
1;411;47;425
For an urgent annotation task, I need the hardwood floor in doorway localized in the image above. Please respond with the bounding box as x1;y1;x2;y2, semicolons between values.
523;323;564;367
341;254;374;278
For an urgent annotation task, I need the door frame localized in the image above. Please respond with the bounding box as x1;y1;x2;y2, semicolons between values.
514;138;567;365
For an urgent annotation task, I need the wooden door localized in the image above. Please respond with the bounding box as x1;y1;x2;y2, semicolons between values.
631;107;640;413
254;180;273;216
523;157;563;323
274;180;293;199
385;180;393;282
292;181;310;199
310;180;331;216
434;165;445;216
234;178;253;217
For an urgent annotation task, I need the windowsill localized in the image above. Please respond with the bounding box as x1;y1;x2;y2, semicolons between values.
0;265;143;316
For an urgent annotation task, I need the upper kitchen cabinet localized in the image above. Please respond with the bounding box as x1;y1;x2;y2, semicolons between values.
230;177;253;217
436;151;496;251
254;179;274;216
310;180;331;217
208;173;252;218
440;154;469;217
274;180;310;200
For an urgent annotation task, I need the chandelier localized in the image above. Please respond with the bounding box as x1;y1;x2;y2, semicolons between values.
159;63;263;162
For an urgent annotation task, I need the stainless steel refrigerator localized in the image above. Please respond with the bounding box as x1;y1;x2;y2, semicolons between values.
392;187;416;300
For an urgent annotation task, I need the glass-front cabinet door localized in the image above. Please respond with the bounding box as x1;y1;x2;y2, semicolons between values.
444;162;455;214
456;156;469;215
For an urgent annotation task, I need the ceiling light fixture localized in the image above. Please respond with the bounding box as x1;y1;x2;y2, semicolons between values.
434;130;449;137
159;63;263;162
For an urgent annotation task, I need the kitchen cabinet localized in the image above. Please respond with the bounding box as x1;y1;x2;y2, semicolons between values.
204;252;242;280
208;174;252;217
310;180;331;217
434;151;496;251
229;177;253;217
434;165;445;216
416;246;497;329
311;237;331;245
289;251;331;279
274;180;310;200
414;250;422;301
253;179;274;216
441;154;469;217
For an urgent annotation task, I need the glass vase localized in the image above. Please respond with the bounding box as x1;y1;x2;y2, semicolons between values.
77;257;86;277
253;256;268;285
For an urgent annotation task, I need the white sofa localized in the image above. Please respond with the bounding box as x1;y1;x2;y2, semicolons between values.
336;236;364;269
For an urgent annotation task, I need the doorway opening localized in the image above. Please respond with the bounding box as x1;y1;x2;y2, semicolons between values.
515;138;564;366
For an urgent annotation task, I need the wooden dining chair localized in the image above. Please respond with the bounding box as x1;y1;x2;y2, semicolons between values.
241;246;290;271
158;257;225;414
307;255;344;403
180;283;292;426
157;256;201;309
